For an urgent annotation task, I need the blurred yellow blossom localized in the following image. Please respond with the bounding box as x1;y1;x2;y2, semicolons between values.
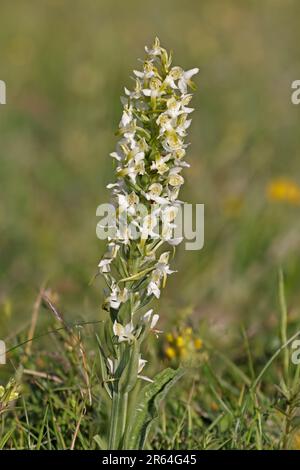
165;346;176;359
164;326;203;361
166;333;174;343
267;179;300;206
176;336;185;348
194;338;203;350
184;327;192;336
0;378;21;414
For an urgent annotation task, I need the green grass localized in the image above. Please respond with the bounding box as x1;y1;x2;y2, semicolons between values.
1;273;300;449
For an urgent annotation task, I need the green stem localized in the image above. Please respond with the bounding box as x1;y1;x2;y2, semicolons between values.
108;392;128;450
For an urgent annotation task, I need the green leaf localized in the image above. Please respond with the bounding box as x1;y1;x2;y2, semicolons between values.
104;319;116;358
93;434;107;450
95;334;112;399
0;428;15;449
37;405;49;449
125;367;184;449
118;340;139;393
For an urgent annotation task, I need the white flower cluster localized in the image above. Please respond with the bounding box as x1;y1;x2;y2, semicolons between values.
98;38;198;378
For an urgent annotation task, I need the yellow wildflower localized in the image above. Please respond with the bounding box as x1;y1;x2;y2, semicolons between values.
267;179;300;205
176;336;185;348
166;333;174;343
165;346;176;359
194;338;203;350
0;380;20;405
184;327;192;336
165;326;204;361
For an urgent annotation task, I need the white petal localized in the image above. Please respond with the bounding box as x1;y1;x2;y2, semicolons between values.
113;321;124;338
138;375;154;383
138;358;147;373
148;282;160;299
110;152;122;161
183;108;194;116
124;321;134;335
185;68;199;80
98;258;111;267
110;299;120;309
178;79;187;94
133;70;144;78
107;358;114;375
150;314;159;329
167;237;183;246
143;309;153;322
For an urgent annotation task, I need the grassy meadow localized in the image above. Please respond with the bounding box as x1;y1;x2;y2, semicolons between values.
1;0;300;450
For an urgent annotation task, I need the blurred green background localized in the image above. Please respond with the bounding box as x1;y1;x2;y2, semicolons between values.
1;0;300;342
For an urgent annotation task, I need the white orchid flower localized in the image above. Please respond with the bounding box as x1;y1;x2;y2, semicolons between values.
161;222;183;246
120;104;133;127
134;61;156;80
163;132;184;152
155;259;176;278
142;77;163;100
145;37;162;57
124;78;142;99
147;280;161;299
156;113;175;135
168;167;185;187
141;184;169;205
106;284;129;310
115;224;136;245
176;115;192;137
113;320;135;343
127;154;145;183
163;205;179;223
118;152;145;184
165;97;183;119
98;258;113;273
107;355;152;383
118;192;139;216
98;241;121;274
180;94;195;114
164;66;183;89
147;252;176;296
178;68;199;94
150;154;170;175
143;309;160;329
140;214;159;241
